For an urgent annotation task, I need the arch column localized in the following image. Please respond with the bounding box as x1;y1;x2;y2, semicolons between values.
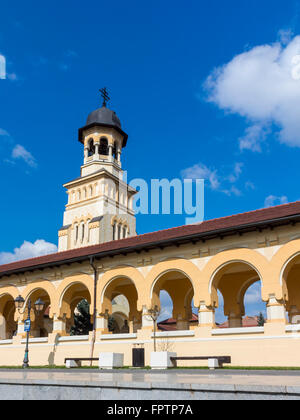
52;314;67;336
228;312;243;328
266;295;286;323
141;306;153;330
84;147;89;162
95;141;100;156
198;302;215;327
288;306;300;324
108;144;113;162
0;314;6;340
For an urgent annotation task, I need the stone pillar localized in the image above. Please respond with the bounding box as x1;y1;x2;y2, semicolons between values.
95;142;100;156
198;303;215;327
0;314;6;340
176;314;189;330
95;310;110;337
133;316;142;333
52;314;67;336
228;312;243;328
142;306;153;329
266;295;286;323
108;144;113;162
117;149;121;166
84;147;89;163
16;318;25;337
289;306;300;324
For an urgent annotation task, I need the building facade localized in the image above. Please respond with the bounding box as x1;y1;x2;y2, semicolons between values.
0;101;300;367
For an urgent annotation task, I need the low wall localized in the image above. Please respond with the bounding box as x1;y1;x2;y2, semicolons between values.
1;323;300;367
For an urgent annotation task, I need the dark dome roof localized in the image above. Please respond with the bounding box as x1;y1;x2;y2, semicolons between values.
86;106;122;129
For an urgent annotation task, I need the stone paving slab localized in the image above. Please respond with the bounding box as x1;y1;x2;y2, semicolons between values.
0;369;299;399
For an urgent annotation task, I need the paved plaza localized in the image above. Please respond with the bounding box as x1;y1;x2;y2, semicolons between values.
0;369;300;400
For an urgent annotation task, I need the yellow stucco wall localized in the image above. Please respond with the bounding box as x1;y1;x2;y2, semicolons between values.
1;224;300;366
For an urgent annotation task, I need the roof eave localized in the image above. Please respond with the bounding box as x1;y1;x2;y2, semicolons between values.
1;212;299;279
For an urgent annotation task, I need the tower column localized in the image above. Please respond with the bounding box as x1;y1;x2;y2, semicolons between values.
117;148;121;165
108;144;113;162
95;142;100;156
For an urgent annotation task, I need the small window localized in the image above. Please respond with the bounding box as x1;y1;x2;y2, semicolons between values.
118;224;122;240
88;139;95;157
82;224;85;242
99;137;109;156
112;142;117;159
123;227;127;239
112;223;116;241
75;225;79;242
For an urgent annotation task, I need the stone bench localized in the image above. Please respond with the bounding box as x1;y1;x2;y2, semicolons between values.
171;356;231;369
64;358;98;368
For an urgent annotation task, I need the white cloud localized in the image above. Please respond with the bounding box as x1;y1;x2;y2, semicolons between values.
238;124;270;152
264;195;288;208
0;240;58;265
181;163;220;190
12;144;37;168
204;34;300;149
181;162;244;197
0;128;9;137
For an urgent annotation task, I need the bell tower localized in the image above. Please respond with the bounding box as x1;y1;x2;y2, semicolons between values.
58;89;137;252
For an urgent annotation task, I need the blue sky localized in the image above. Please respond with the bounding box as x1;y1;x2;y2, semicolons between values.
1;0;299;320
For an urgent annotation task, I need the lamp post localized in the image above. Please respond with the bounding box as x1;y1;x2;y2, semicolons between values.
14;295;45;369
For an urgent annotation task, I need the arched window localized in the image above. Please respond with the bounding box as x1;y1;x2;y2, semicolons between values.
112;222;116;241
118;224;122;240
99;137;109;156
75;225;79;243
88;139;95;157
81;224;85;242
112;142;117;159
123;226;127;239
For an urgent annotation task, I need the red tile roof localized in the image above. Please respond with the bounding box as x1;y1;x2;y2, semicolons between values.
217;316;259;328
1;200;300;277
158;313;198;331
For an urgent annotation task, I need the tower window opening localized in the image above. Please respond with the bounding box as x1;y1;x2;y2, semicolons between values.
113;222;116;241
82;224;85;242
99;137;109;156
75;225;79;242
118;224;122;240
112;142;117;160
123;226;127;239
88;139;95;157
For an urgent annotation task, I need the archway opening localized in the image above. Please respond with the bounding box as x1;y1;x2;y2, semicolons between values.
0;294;17;339
282;254;300;324
102;277;140;334
212;262;265;328
25;289;52;338
152;270;195;331
60;282;92;336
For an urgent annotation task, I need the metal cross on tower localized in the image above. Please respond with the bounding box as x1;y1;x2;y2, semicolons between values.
99;87;110;107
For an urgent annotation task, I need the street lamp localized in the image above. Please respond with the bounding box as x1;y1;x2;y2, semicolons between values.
14;295;45;369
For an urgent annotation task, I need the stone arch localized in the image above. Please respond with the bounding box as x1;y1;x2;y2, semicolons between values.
201;248;270;306
21;283;55;337
22;281;56;318
145;260;198;330
53;273;94;318
97;266;145;313
144;259;201;308
272;240;300;322
0;287;19;339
